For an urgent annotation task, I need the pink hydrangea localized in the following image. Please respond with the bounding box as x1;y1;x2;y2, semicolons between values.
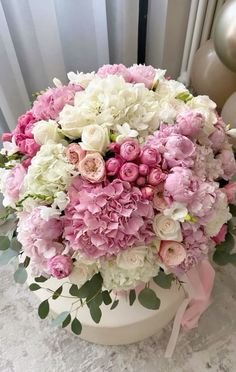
17;208;63;275
97;64;132;82
64;178;155;258
32;84;82;121
128;64;156;89
13;111;40;157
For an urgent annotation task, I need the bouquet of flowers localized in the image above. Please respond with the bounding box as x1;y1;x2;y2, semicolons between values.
0;64;236;339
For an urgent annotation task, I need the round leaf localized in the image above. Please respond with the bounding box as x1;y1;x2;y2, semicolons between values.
89;301;102;324
10;238;22;252
110;299;119;310
153;271;173;289
38;300;49;319
0;236;10;251
102;290;112;305
138;288;160;310
71;317;82;335
129;289;136;306
14;267;28;284
0;248;18;265
29;283;41;291
52;311;70;327
213;250;230;266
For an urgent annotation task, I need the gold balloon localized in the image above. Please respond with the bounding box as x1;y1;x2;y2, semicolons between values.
190;40;236;108
213;0;236;72
221;92;236;128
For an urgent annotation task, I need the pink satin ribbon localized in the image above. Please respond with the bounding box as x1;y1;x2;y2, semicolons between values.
165;259;215;358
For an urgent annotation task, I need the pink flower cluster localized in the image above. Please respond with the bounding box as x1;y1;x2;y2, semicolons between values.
63;178;155;259
106;139;167;199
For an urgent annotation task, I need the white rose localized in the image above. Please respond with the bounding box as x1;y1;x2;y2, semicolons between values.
163;202;188;222
80;125;110;154
116;246;147;270
33;120;63;145
153;214;182;241
69;260;98;287
59;104;93;139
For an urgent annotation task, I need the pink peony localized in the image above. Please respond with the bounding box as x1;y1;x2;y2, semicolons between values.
120;139;140;161
97;64;132;82
164;167;195;203
78;153;106;183
64;178;155;258
223;181;236;202
128;64;156;89
48;255;73;279
119;162;139;182
176;111;203;137
212;224;227;244
217;149;236;180
106;157;122;176
4;164;26;200
13;111;40;157
159;241;187;267
209;124;226;152
139;164;149;176
164;134;195;161
32;85;82;121
66;143;86;165
147;167;167;186
140;146;161;166
1;133;13;142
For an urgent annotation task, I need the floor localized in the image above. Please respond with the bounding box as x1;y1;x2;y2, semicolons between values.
0;263;236;372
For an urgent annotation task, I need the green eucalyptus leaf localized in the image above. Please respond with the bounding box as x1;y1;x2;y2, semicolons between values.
215;233;234;253
138;288;160;310
0;236;10;251
71;317;82;335
129;289;136;306
14;267;28;284
29;283;41;291
102;290;112;305
69;284;80;297
213;250;230;266
76;281;91;298
23;256;30;268
0;248;18;265
35;276;48;283
38;300;49;319
228;253;236;266
110;299;119;310
89;301;102;324
52;311;70;327
10;237;22;252
229;204;236;216
87;273;103;300
62;313;71;328
153;271;173;289
52;286;63;300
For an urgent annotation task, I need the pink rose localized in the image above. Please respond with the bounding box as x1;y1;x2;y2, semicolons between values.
153;192;168;211
48;255;73;279
147;167;167;186
218;149;236;180
4;164;26;200
212;224;227;244
66;143;86;165
120;139;140;161
159;241;186;267
139;164;149;176
141;186;154;199
140;146;161;166
108;142;121;153
128;64;156;89
176;111;203;137
97;64;132;82
223;182;236;202
1;133;13;142
119;162;139;182
136;176;146;186
78;153;106;183
165;167;194;203
106;157;122;176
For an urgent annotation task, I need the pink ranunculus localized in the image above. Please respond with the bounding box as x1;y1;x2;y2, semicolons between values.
141;186;154;200
136;176;146;186
212;224;227;244
164;167;194;203
164;134;195;160
128;64;156;89
147;167;167;186
159;241;187;267
48;255;73;279
119;162;139;182
176;111;203;138
223;181;236;202
106;157;122;176
218;149;236;180
4;164;26;200
1;133;13;142
78;153;106;183
140;146;161;166
139;164;149;176
120;139;140;161
32;85;82;121
108;142;121;153
66;143;86;165
97;64;132;82
209;124;226;152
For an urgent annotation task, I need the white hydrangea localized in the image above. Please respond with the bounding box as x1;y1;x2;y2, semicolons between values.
21;143;75;198
69;254;98;287
99;244;160;291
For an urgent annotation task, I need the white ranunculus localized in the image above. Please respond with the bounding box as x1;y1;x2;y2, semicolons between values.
59;104;94;139
153;214;183;242
32;120;63;145
116;246;147;270
69;259;98;287
67;71;95;88
163;202;188;222
80;125;110;154
204;191;231;237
